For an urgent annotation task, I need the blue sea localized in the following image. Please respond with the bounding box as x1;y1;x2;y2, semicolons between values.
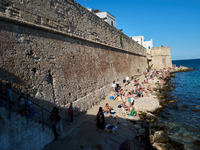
158;59;200;150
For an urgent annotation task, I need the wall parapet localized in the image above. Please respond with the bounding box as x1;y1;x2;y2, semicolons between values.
0;0;146;56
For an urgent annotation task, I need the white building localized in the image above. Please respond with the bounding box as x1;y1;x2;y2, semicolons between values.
88;9;116;27
131;36;153;55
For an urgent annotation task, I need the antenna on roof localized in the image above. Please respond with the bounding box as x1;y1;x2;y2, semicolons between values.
85;0;87;8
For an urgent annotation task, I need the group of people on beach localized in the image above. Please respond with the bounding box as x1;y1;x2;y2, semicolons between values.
95;67;175;149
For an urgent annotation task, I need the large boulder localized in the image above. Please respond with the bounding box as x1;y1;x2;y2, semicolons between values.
153;131;169;143
134;97;161;112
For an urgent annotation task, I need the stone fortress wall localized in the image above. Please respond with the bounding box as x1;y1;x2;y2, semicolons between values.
0;0;147;113
150;46;172;70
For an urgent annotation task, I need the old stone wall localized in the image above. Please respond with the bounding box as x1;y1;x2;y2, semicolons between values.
0;0;147;114
0;0;145;55
150;46;172;70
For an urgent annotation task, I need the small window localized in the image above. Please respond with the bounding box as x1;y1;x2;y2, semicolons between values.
111;21;113;26
148;46;151;49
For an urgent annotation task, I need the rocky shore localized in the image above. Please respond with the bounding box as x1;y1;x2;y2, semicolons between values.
148;66;195;150
43;66;194;150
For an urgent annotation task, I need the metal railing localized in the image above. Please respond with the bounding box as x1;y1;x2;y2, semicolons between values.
0;82;56;130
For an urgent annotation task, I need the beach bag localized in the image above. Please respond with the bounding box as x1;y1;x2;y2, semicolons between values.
110;110;115;114
68;108;72;115
109;96;114;100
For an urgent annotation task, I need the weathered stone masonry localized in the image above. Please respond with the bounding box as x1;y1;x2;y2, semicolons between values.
0;0;147;113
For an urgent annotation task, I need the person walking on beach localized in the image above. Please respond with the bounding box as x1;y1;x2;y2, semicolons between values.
96;107;105;130
68;102;74;124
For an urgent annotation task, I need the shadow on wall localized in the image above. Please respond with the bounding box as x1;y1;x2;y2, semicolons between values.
0;68;23;85
0;69;86;126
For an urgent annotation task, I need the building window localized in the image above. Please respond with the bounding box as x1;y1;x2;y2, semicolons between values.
148;46;151;49
111;21;113;26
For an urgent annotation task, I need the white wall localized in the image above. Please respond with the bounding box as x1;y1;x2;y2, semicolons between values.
131;36;153;54
131;36;144;45
95;12;116;27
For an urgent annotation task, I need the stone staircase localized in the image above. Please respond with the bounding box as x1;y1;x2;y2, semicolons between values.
0;106;54;150
0;82;55;150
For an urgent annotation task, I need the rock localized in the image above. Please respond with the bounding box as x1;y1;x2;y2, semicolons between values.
192;109;200;112
149;135;154;144
170;74;175;78
182;104;189;108
159;95;165;99
134;97;161;112
138;128;145;134
169;139;184;150
193;105;200;108
153;143;173;150
149;119;155;123
151;123;167;131
146;112;157;120
160;114;168;119
133;124;142;129
153;131;169;143
172;105;179;109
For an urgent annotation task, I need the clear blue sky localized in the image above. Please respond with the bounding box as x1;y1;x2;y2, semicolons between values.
75;0;200;60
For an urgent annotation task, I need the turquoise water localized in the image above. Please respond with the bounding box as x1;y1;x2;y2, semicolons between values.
158;59;200;150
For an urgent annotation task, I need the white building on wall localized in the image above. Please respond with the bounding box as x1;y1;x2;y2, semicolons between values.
131;36;153;55
88;9;116;27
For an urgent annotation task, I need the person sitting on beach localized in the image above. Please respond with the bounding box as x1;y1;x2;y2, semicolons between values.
96;107;105;130
104;103;112;113
147;85;152;92
130;107;139;117
122;102;130;112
